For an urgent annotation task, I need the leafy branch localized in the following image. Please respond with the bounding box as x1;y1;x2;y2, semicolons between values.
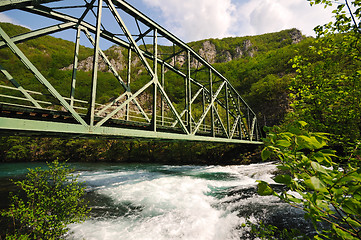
258;121;361;239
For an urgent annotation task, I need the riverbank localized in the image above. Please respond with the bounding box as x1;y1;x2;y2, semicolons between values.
0;137;263;165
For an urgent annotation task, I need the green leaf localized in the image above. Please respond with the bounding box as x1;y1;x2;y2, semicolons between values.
257;181;274;196
277;165;291;171
306;176;327;191
261;148;272;161
347;218;361;228
342;199;361;215
311;161;328;174
332;224;358;240
274;174;292;185
275;139;291;148
298;121;308;127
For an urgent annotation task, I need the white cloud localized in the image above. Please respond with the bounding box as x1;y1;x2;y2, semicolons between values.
141;0;236;42
0;13;17;24
234;0;335;37
141;0;335;41
0;12;31;29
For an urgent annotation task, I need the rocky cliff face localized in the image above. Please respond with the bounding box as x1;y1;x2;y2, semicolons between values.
289;28;303;44
61;28;303;73
61;46;128;72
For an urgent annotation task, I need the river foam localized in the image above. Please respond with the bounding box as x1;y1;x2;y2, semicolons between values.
66;162;300;240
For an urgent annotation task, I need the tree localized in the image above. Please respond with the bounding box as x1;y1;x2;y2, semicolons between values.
289;0;361;145
1;160;90;239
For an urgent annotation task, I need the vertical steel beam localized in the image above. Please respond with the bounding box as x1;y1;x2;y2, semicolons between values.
209;69;215;137
161;62;165;126
247;108;250;137
225;82;230;137
251;116;256;141
152;28;158;132
88;0;103;129
202;88;206;132
70;26;81;107
184;81;188;126
126;47;131;121
238;96;243;139
187;50;191;133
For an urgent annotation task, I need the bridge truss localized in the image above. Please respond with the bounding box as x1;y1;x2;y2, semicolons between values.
0;0;262;144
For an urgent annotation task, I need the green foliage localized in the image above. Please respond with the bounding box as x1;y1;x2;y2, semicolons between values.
1;160;90;239
289;0;361;144
259;121;361;239
243;219;309;240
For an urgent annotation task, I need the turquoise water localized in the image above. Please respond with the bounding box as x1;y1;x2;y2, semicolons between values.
0;162;314;239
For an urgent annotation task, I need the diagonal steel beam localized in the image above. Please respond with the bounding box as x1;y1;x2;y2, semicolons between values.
230;115;240;139
95;79;154;128
0;26;88;127
135;28;152;43
97;91;127;116
213;104;229;138
83;28;128;90
156;81;189;134
171;87;203;128
192;81;225;135
106;0;154;78
0;22;76;49
82;28;150;122
0;64;42;108
79;0;97;23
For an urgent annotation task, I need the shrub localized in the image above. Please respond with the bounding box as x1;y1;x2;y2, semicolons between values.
1;160;90;239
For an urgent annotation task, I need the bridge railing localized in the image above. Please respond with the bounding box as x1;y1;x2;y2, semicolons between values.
0;0;262;143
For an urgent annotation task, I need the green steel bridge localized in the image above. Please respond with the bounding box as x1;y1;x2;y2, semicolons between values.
0;0;262;144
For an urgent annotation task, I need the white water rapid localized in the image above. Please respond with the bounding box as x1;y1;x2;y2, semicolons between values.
63;162;312;240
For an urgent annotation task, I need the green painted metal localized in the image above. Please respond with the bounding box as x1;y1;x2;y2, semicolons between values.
152;28;158;132
89;0;103;129
126;48;131;121
0;0;60;11
70;26;80;107
0;26;88;127
0;116;262;144
161;63;165;126
0;65;42;108
0;0;262;144
0;22;76;49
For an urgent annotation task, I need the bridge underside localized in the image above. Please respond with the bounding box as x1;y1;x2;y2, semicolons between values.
0;0;262;144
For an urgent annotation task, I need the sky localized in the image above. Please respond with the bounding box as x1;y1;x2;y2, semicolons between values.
0;0;335;44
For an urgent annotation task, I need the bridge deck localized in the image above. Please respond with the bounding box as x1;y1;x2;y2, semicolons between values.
0;104;262;144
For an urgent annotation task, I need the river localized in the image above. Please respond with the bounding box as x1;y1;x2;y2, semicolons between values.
0;162;315;239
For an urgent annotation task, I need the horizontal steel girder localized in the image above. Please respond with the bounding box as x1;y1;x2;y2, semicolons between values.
0;117;263;144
